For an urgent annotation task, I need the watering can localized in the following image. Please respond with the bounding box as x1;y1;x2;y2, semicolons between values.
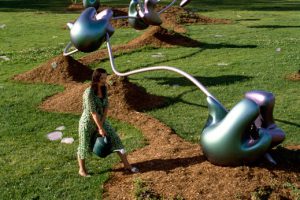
83;0;100;10
66;7;114;52
93;136;112;158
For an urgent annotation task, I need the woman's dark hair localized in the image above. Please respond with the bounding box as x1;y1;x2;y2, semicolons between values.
91;68;107;97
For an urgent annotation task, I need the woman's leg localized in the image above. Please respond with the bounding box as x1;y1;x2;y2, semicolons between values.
116;151;139;173
116;151;132;169
78;154;89;176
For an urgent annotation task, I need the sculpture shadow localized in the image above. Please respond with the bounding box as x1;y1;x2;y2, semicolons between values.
113;155;206;173
162;89;207;108
248;6;300;11
152;30;256;49
0;0;69;13
199;42;257;49
131;42;257;74
236;18;261;22
251;146;300;173
145;75;252;87
132;75;251;110
275;118;300;128
248;25;300;29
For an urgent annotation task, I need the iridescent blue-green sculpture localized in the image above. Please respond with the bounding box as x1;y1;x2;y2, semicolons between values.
128;0;191;30
128;0;149;30
128;0;162;30
201;97;272;166
67;7;114;52
83;0;100;10
245;90;285;147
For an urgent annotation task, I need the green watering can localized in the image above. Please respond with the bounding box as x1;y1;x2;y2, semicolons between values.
93;136;112;158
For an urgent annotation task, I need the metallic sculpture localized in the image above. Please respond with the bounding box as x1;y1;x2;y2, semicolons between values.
63;0;286;166
128;0;149;30
83;0;100;10
201;97;272;165
66;8;114;53
245;90;285;147
128;0;189;30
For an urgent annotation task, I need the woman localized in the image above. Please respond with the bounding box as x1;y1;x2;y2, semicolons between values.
77;68;138;177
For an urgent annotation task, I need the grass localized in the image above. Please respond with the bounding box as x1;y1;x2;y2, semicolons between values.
0;0;299;199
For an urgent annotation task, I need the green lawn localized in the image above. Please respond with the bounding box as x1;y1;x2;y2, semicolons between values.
0;0;299;199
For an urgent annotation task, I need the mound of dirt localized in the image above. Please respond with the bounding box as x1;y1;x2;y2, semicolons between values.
286;70;300;81
127;26;201;47
39;83;88;114
107;75;165;112
79;26;200;65
40;75;165;114
13;55;93;85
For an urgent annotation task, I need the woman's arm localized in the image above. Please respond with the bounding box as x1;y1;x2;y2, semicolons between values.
101;107;108;125
91;112;107;137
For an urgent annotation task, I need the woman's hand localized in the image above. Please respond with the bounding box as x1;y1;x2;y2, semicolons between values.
98;128;107;137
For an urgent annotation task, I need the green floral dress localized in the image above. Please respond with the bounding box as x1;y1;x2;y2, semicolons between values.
77;87;124;159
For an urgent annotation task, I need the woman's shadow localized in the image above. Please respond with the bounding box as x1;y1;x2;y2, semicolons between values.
111;146;300;174
113;155;206;173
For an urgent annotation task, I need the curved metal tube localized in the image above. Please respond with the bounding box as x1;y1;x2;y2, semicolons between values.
105;33;225;108
112;16;138;20
158;0;177;14
63;41;79;56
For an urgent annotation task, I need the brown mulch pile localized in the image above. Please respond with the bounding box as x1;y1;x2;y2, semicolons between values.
39;74;165;114
13;55;93;85
13;6;299;200
79;26;201;65
286;71;300;81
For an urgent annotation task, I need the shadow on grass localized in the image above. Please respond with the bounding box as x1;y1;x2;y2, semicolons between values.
275;119;300;128
145;75;252;87
248;25;300;29
134;75;251;109
236;18;261;22
162;89;207;108
130;42;257;71
0;0;69;12
200;42;257;49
